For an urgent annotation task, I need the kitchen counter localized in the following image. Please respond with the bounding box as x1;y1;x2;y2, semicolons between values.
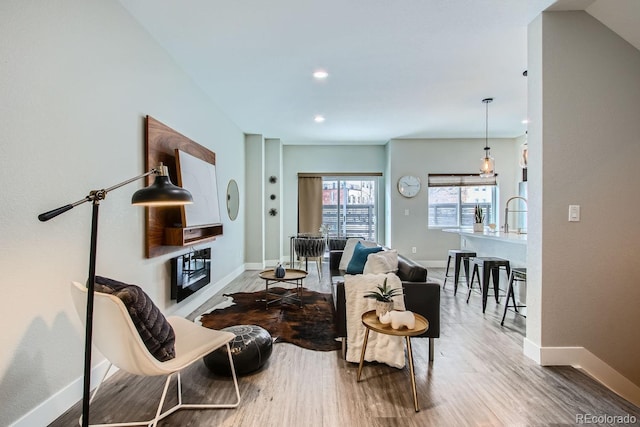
442;228;527;266
442;228;527;245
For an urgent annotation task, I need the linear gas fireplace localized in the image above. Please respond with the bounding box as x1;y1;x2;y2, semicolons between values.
171;248;211;302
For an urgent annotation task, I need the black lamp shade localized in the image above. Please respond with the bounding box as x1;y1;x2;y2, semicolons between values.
131;175;193;206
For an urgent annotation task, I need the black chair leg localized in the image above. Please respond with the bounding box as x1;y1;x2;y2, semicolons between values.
443;255;452;288
453;255;462;295
462;258;471;290
501;276;514;325
466;265;479;304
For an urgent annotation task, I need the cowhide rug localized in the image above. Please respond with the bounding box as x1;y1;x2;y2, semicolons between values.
197;287;341;352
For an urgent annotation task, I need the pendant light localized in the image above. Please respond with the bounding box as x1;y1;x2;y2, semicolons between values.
480;97;495;178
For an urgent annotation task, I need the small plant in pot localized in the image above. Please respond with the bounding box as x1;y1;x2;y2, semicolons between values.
363;278;403;318
474;205;485;232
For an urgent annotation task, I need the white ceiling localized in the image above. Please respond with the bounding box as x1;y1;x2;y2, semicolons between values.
118;0;639;145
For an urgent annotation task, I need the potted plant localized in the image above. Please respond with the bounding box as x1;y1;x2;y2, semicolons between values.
474;205;485;232
363;278;403;317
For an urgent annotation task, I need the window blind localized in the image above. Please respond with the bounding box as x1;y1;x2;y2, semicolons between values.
427;173;498;187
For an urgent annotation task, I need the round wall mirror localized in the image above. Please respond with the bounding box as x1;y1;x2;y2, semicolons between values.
226;179;239;221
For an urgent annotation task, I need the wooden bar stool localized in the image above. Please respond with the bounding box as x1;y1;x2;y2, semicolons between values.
443;249;477;295
501;267;527;325
466;257;511;313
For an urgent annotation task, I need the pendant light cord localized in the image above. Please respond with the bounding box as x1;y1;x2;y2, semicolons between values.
483;97;493;154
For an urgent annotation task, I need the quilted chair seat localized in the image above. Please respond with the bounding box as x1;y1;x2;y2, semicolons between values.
293;236;326;278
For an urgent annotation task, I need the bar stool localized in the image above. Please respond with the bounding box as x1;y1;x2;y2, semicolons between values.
443;249;477;295
501;267;527;325
466;257;511;313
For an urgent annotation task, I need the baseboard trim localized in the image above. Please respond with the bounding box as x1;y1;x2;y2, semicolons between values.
9;361;116;427
523;340;640;407
244;262;266;270
11;265;246;427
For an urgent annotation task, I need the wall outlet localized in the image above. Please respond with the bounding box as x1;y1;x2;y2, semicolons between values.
412;246;417;253
404;209;410;216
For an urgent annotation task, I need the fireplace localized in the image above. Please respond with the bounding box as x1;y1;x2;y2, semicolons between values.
171;248;211;302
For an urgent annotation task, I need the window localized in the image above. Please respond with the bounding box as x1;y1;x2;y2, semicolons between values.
427;174;498;228
322;177;378;240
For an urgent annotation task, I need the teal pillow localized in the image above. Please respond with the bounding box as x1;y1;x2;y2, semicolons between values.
346;241;383;274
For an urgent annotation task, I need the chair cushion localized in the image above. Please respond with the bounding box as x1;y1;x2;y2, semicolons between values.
294;237;326;258
346;241;383;274
339;238;377;270
94;276;176;362
363;249;399;275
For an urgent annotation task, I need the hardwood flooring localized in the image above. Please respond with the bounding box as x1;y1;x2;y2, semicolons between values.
50;265;640;426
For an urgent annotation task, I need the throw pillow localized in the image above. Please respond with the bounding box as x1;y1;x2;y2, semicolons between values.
94;276;176;362
339;238;377;270
363;249;399;275
346;241;383;274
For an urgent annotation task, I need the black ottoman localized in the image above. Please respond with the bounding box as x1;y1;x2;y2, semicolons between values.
203;325;273;376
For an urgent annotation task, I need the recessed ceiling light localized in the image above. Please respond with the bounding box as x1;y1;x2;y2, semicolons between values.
521;119;530;124
313;70;329;80
314;115;325;123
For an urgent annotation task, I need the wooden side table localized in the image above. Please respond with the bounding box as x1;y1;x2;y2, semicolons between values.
357;310;429;412
258;268;308;309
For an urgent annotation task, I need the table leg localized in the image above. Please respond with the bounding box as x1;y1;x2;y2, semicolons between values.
264;279;269;309
406;336;419;412
357;328;371;382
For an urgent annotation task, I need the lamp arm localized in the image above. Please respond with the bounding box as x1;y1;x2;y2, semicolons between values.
38;168;160;222
102;168;159;194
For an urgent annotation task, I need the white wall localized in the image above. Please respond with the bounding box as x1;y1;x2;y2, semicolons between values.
387;138;520;265
528;11;640;390
279;139;521;268
282;145;387;258
264;139;283;265
0;2;245;425
244;134;265;268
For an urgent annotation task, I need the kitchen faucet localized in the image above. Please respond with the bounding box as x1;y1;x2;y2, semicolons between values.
504;196;528;234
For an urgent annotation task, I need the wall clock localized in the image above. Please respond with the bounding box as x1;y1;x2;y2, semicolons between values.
398;175;421;198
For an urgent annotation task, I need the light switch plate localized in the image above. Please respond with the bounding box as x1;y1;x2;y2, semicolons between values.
569;205;580;222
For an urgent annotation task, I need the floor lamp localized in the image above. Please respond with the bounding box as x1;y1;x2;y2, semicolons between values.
38;163;193;427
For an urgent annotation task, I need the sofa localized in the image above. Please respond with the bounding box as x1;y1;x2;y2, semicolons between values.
329;238;441;360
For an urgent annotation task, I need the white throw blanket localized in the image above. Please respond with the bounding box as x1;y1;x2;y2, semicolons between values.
344;273;406;368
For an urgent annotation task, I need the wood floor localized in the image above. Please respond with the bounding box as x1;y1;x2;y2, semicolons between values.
50;264;640;426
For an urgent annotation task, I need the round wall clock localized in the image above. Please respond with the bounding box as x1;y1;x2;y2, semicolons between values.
398;175;421;198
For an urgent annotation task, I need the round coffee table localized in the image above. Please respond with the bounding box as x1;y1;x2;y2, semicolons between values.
356;310;429;412
258;268;308;309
